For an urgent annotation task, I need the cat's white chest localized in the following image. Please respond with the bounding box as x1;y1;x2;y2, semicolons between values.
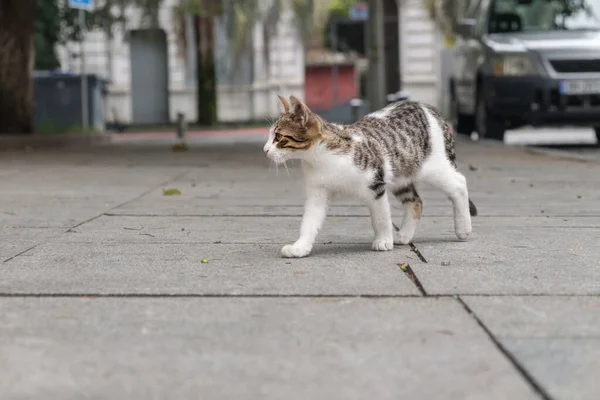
301;157;370;197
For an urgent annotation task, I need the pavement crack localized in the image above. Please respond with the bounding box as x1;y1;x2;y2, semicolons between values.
456;296;553;400
3;244;42;263
409;243;428;263
397;263;427;296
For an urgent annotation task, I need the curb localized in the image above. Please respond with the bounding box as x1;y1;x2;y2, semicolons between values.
525;147;599;163
0;133;111;151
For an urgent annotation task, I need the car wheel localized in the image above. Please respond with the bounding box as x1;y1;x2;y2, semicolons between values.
449;87;474;135
475;86;505;141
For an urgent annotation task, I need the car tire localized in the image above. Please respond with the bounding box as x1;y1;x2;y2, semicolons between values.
449;88;474;135
475;86;505;141
595;127;600;145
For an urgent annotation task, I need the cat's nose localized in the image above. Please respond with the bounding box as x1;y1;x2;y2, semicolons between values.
264;147;270;154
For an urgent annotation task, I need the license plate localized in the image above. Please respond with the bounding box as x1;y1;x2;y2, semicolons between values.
559;79;600;95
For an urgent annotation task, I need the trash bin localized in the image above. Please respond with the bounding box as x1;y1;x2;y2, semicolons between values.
33;71;107;134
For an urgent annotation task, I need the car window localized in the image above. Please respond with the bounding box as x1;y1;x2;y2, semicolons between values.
488;0;600;33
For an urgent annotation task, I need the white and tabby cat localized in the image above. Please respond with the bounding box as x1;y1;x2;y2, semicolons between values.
264;95;477;258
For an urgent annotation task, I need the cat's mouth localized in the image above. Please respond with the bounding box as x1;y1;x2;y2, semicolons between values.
265;150;290;165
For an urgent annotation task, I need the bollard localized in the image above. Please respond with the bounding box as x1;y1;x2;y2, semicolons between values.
350;98;364;122
176;112;187;142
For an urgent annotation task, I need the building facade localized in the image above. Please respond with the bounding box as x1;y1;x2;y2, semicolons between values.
398;0;443;108
56;0;305;126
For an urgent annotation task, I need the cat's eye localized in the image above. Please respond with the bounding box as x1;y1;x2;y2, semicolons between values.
274;133;282;141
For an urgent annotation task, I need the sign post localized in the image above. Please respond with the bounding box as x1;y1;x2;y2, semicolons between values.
69;0;94;131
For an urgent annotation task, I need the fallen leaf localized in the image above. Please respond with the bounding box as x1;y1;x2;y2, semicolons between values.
163;188;182;196
171;143;189;152
201;258;209;264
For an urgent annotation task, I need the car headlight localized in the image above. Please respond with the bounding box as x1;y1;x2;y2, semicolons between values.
492;55;537;76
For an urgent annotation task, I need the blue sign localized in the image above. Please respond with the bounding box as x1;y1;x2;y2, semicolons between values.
69;0;94;10
349;3;369;21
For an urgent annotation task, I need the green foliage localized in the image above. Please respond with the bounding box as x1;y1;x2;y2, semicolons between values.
34;0;80;70
34;1;61;70
322;0;360;50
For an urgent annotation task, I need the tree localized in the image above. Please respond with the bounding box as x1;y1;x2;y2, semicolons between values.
0;0;37;134
0;0;313;134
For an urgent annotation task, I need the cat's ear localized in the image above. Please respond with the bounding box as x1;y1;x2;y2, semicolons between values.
289;95;311;126
277;95;290;114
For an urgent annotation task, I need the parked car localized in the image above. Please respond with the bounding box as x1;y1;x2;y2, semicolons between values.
449;0;600;143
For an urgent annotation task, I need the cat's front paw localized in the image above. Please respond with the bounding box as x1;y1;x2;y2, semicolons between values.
372;238;393;251
281;243;312;258
455;220;472;241
395;229;415;245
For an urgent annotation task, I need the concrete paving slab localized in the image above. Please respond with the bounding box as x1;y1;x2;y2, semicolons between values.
110;166;600;217
0;297;537;399
0;162;188;227
409;218;600;295
0;195;131;228
55;214;600;246
464;296;600;400
0;242;418;295
57;214;396;244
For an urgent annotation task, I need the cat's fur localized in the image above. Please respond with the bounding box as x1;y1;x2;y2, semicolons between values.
264;95;477;258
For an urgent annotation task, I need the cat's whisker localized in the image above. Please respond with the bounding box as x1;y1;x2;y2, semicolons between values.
282;160;291;177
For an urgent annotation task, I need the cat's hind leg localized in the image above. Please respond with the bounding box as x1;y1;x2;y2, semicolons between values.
392;184;423;244
420;165;471;241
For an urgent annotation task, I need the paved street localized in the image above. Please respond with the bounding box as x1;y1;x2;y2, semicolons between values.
1;130;599;399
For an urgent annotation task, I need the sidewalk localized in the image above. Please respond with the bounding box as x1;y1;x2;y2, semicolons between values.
1;132;598;399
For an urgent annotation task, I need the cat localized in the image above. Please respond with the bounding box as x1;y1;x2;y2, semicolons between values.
263;95;477;258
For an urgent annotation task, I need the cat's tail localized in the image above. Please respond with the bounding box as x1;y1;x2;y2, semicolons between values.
469;199;478;216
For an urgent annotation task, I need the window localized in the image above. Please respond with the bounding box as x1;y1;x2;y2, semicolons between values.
488;0;600;33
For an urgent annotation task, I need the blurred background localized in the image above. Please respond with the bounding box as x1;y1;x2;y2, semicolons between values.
1;0;599;150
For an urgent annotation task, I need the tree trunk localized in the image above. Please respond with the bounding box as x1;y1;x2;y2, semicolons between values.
195;16;217;126
0;0;37;134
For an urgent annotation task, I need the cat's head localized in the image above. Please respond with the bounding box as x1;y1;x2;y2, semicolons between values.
263;95;321;163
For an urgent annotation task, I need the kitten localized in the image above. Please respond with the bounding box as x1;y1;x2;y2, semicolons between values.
264;95;477;258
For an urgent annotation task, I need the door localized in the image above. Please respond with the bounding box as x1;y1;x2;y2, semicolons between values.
130;29;169;125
